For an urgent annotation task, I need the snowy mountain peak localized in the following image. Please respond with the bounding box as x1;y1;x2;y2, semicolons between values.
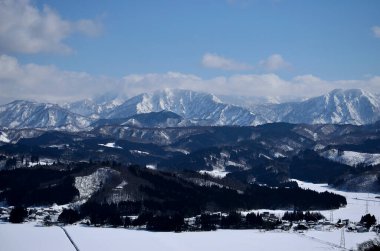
0;100;92;131
107;89;264;126
275;88;380;125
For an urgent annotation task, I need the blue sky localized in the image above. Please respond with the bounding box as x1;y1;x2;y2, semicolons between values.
1;0;380;103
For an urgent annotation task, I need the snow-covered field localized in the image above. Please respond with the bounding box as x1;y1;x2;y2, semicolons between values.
1;222;377;251
1;181;379;251
295;180;380;222
0;223;76;251
242;180;380;223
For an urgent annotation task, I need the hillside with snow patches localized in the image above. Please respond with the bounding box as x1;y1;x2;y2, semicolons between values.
321;149;380;167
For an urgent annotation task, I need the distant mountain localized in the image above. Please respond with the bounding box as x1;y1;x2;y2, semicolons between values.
92;110;188;128
62;99;102;118
63;98;123;119
0;100;91;131
0;89;379;132
106;89;266;126
263;89;380;125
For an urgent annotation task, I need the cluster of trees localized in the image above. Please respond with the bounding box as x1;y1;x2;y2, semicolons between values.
357;238;380;251
360;214;377;229
282;211;325;222
0;168;79;206
289;150;350;183
9;206;28;223
128;165;347;216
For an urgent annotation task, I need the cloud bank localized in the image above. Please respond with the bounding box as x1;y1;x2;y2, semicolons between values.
0;0;102;54
1;54;379;104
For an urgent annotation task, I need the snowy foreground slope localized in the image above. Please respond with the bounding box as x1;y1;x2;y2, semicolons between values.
0;223;377;251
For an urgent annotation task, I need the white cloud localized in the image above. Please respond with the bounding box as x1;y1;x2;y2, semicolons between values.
1;54;379;105
0;0;102;54
0;54;119;104
372;26;380;38
202;53;254;71
259;54;291;71
202;53;291;72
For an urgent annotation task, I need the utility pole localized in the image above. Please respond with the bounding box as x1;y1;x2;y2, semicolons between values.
330;210;334;223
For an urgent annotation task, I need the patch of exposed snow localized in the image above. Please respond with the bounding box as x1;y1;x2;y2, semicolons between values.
165;147;190;155
199;170;229;178
313;144;325;151
115;180;128;190
130;150;150;155
280;145;294;152
27;158;55;167
98;142;122;149
226;160;245;168
187;178;225;188
0;131;10;143
48;144;69;149
259;153;272;160
274;152;285;158
146;164;157;170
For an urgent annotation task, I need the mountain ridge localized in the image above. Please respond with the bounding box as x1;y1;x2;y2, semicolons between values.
0;88;379;131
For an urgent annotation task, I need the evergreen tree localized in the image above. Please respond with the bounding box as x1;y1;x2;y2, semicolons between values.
9;206;28;223
360;214;377;228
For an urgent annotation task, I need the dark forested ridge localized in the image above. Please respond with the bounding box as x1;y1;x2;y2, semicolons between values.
1;121;380;193
0;163;346;215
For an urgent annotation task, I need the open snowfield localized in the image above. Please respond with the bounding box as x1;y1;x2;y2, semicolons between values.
294;180;380;222
0;222;76;251
1;181;379;251
1;222;377;251
243;180;380;223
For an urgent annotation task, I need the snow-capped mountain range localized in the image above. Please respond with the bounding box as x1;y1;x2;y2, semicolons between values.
0;89;379;131
0;100;91;131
